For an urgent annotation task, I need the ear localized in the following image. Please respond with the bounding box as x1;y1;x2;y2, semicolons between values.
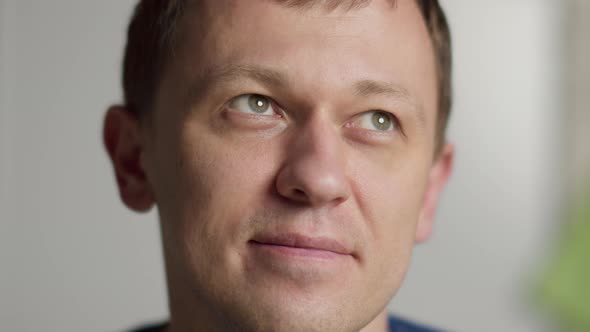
415;143;454;243
103;106;155;212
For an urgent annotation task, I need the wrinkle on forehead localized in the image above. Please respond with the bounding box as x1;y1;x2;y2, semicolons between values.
187;0;397;12
274;0;397;12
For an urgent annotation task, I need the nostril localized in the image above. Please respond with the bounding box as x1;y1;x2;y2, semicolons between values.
293;188;306;198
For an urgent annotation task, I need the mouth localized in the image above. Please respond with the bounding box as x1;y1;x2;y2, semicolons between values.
248;233;353;259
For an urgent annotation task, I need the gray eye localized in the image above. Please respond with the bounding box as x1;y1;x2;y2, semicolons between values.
371;111;393;131
247;94;271;114
228;94;275;116
350;111;397;132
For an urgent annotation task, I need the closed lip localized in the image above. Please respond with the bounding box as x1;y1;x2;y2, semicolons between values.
249;233;352;256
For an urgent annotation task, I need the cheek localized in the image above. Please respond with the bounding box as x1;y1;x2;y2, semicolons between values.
352;151;429;236
167;121;281;250
350;151;431;278
153;121;284;292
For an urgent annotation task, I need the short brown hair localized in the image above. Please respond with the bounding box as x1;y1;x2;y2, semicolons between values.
122;0;452;143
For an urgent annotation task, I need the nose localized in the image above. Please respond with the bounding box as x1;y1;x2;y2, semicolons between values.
275;115;351;207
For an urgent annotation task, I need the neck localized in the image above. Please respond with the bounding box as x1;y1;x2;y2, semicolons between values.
162;308;391;332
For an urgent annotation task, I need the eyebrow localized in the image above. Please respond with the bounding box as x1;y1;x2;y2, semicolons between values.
353;79;426;124
188;64;287;102
188;64;425;124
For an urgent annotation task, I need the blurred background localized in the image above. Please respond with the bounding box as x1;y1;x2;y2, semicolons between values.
1;0;588;331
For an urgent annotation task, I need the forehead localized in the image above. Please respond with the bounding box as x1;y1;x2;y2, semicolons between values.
168;0;437;126
179;0;429;54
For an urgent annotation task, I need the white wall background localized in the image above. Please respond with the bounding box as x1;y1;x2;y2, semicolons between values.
566;0;590;199
391;1;565;331
0;1;566;331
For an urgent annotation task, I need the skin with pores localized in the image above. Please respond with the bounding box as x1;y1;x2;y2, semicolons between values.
104;0;454;331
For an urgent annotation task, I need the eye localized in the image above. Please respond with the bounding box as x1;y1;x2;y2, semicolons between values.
354;111;397;131
228;94;276;116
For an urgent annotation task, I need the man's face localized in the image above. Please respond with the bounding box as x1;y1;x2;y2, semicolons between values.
116;0;451;331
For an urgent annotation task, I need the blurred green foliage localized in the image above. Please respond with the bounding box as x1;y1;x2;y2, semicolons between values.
538;187;590;332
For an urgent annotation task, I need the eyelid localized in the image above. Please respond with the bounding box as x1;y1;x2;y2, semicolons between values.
382;111;407;139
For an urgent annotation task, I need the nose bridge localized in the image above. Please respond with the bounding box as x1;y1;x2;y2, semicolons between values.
295;113;342;164
276;113;351;206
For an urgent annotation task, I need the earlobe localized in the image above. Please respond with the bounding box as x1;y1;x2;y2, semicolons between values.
415;143;454;243
103;106;155;212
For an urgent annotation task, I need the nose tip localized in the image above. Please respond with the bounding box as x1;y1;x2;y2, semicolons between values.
276;163;351;206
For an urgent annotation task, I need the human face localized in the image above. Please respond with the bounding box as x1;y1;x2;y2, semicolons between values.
130;0;451;331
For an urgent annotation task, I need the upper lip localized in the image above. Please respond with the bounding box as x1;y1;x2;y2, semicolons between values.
250;233;352;255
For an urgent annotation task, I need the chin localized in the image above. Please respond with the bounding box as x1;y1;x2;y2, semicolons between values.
227;299;370;332
211;277;387;332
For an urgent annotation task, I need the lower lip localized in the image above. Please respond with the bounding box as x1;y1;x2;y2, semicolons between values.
248;241;348;260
